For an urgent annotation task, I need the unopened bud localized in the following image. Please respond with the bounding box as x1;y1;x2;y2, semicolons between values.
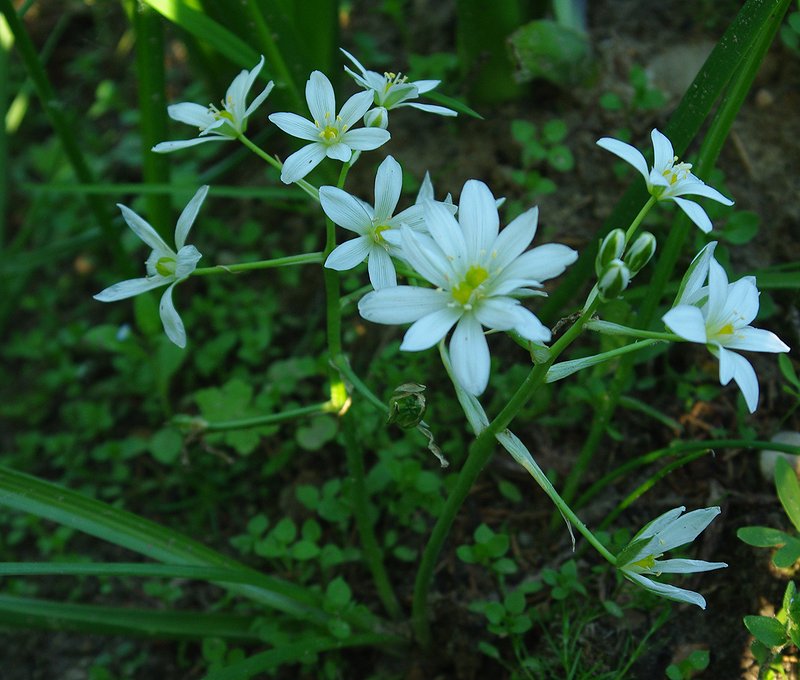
596;229;625;276
624;232;657;274
598;259;630;300
363;107;389;130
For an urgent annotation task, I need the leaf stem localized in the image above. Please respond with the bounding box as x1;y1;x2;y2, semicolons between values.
192;252;323;276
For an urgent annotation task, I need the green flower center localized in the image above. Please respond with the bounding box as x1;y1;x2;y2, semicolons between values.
371;224;390;245
631;554;656;570
452;265;489;306
316;113;347;145
155;256;177;277
383;71;408;93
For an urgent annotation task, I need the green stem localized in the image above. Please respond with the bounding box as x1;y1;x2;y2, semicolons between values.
585;319;679;341
546;339;663;384
411;297;600;646
192;252;323;277
176;401;335;433
342;418;401;619
237;134;319;201
624;196;657;243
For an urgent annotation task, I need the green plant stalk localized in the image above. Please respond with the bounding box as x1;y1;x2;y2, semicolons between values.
242;0;304;112
237;133;319;200
411;297;600;646
25;181;304;201
552;0;791;527
0;594;264;640
131;0;172;235
0;12;9;246
624;196;657;243
342;417;402;619
545;338;663;383
0;562;279;581
179;401;336;432
192;252;323;276
585;319;680;341
0;0;125;270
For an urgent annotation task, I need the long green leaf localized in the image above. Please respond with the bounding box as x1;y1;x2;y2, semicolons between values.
0;594;262;640
776;456;800;534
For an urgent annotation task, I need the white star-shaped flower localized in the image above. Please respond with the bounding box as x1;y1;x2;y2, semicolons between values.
94;187;208;348
268;71;390;184
662;242;790;412
618;506;727;609
322;155;427;289
596;129;733;233
341;49;456;129
358;180;577;395
152;57;273;153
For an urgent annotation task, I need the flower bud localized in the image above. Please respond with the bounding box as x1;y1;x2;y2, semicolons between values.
597;259;630;300
624;232;657;275
387;383;427;429
595;228;625;276
363;106;389;130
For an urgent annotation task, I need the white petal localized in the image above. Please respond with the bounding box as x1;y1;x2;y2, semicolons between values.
244;81;275;119
403;102;457;116
306;71;336;123
674;180;734;206
338;90;375;128
401;306;463;351
718;347;759;412
474;297;521;331
424;199;467;264
160;282;187;348
650;558;727;574
499;244;577;283
417;171;434;203
633;507;687;543
410;79;440;93
268;112;320;141
174;185;209;249
725;327;790;354
390;204;426;231
719;277;759;328
596;137;650;184
449;314;490;395
623;571;707;609
358;286;450;324
340;127;390;151
662;305;707;344
152;137;227;153
650;129;675;171
325;142;352;163
174;245;202;279
705;259;730;324
324;237;371;271
675;242;716;306
167;102;214;127
512;307;551;343
491;206;538;271
340;48;368;77
653;506;721;552
374;155;402;221
94;276;169;301
319;186;372;233
367;247;397;289
117;204;172;254
672;196;713;233
400;228;451;289
280;143;327;184
458;180;499;257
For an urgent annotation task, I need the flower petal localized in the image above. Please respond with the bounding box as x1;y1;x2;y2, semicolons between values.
650;558;728;574
499;244;577;283
650;129;675;171
623;571;707;609
338;89;375;128
674;242;716;306
401;306;463;351
325;142;353;163
450;314;490;395
340;127;391;151
725;327;790;354
400;228;451;289
424;199;467;265
175;245;202;279
651;506;722;553
672;196;713;233
358;286;450;324
474;297;520;331
268;112;321;141
402;102;457;116
319;186;373;233
662;305;708;344
306;71;336;123
117;204;172;255
674;180;734;206
718;346;759;412
174;185;209;249
244;81;275;119
280;143;327;184
458;180;499;257
160;282;187;348
324;237;371;271
93;276;170;301
367;247;397;290
167;102;214;127
374;155;402;221
596;137;650;184
152;137;228;153
491;206;538;271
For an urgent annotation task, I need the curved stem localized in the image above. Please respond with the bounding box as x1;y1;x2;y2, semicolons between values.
175;401;335;433
237;134;319;201
411;297;600;646
192;252;323;277
625;196;657;243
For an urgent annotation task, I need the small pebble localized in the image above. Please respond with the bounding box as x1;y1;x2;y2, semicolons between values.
755;88;774;108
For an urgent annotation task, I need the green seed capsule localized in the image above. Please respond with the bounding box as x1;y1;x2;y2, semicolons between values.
387;383;427;429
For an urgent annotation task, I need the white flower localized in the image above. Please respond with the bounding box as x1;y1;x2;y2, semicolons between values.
268;71;390;184
596;129;733;233
618;506;727;609
94;187;208;348
662;242;790;413
152;57;273;153
322;155;427;289
341;48;457;128
358;180;577;395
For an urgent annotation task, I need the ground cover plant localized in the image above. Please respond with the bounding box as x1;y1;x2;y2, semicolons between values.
1;0;800;678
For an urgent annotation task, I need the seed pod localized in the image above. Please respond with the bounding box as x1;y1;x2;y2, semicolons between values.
387;383;427;429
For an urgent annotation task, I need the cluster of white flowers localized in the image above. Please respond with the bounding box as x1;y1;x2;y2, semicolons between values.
91;52;795;612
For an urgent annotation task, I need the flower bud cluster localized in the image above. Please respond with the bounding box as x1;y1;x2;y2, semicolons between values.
595;230;657;300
